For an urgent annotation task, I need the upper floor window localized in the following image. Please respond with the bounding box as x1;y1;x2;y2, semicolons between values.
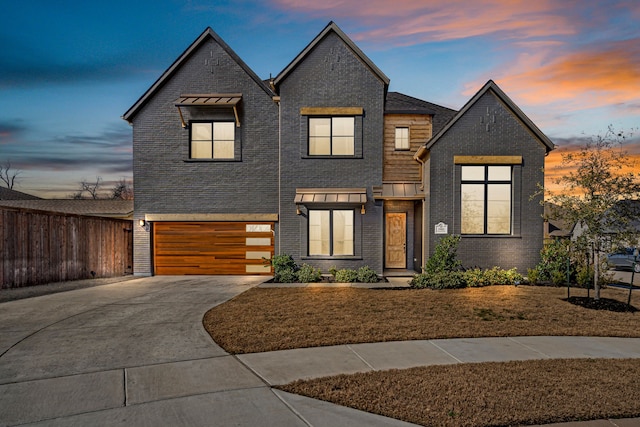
308;117;355;156
191;121;235;159
395;127;409;150
461;165;512;234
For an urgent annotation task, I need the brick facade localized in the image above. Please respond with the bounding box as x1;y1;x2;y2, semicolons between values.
276;31;386;273
426;89;549;272
124;24;552;276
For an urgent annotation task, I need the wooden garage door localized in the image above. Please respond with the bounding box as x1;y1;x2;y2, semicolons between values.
153;222;273;275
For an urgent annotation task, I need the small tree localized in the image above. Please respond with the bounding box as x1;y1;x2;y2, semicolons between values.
547;126;640;299
0;161;22;189
111;178;134;200
72;177;104;199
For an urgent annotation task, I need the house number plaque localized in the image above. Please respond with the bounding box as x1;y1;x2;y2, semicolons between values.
434;222;448;234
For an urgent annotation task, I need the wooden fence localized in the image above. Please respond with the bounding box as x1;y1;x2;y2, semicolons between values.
0;206;133;289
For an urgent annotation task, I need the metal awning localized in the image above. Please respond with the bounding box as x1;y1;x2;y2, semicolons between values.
295;188;367;204
373;183;424;200
174;94;242;128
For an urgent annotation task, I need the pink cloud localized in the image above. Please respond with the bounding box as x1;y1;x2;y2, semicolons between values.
491;38;640;111
270;0;580;45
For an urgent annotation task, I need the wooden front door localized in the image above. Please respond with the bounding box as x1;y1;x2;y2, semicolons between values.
385;213;406;268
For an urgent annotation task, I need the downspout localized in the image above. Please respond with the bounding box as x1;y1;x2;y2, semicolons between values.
414;146;427;271
273;94;281;254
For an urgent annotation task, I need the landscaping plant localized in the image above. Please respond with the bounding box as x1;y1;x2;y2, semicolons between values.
296;263;322;283
356;266;379;283
269;254;298;283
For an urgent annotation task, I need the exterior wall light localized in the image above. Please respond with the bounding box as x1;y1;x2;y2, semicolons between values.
139;219;150;232
361;204;366;215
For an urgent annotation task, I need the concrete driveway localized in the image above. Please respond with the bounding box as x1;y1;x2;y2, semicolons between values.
0;276;414;426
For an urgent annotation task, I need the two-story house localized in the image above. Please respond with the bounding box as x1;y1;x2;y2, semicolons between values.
123;22;553;277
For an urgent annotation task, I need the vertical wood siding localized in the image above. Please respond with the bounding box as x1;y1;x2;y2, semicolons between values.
0;207;133;289
383;114;432;182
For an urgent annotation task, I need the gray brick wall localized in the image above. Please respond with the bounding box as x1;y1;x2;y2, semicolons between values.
277;32;386;274
131;37;279;274
427;90;546;273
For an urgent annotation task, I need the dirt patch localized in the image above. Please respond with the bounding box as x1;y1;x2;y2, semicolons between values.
278;358;640;427
203;285;640;354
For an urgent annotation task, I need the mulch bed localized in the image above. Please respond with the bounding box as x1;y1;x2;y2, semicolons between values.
566;296;637;312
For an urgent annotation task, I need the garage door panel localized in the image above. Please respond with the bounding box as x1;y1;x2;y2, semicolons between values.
153;222;274;275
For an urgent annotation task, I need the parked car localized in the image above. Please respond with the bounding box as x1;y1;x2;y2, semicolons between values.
607;248;640;273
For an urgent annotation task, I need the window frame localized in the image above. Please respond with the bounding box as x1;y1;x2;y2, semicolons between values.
460;165;513;235
307;208;356;257
188;120;238;161
394;127;410;151
307;116;356;157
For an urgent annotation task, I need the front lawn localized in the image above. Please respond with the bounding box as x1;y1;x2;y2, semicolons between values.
203;285;640;427
204;285;640;354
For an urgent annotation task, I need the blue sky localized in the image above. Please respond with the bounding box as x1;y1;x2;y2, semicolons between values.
1;0;639;197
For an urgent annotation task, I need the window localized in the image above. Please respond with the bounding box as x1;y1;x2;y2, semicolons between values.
395;127;409;150
191;121;235;159
461;165;511;234
309;117;355;156
308;209;354;256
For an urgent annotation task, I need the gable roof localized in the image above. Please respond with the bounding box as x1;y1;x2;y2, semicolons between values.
418;80;555;158
0;187;41;200
123;27;274;123
273;21;390;89
385;92;458;135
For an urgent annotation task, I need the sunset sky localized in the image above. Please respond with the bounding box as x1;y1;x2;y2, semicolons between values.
1;0;638;198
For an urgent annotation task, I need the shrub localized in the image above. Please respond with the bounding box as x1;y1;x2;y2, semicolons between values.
276;268;298;283
536;240;572;282
526;268;539;285
334;268;358;283
269;254;298;283
576;264;593;288
356;266;379;283
482;266;523;285
551;269;567;286
463;268;490;288
410;271;467;289
424;235;462;274
270;253;297;271
296;263;322;283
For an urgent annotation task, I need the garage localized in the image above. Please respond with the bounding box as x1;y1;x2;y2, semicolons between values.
153;222;274;275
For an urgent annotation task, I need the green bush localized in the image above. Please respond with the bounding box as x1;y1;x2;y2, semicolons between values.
526;268;539;285
276;268;298;283
575;264;592;288
296;263;322;283
551;269;567;286
269;254;298;283
536;240;571;282
482;266;523;285
463;268;490;287
411;267;523;289
356;266;379;283
424;235;462;274
334;268;358;283
410;271;467;289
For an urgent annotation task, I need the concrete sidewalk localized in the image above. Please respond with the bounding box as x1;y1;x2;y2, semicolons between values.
1;276;639;426
239;336;640;385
